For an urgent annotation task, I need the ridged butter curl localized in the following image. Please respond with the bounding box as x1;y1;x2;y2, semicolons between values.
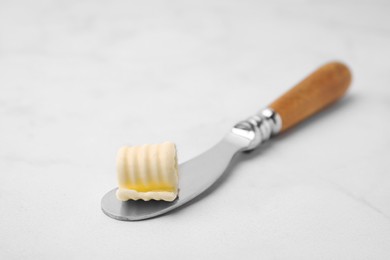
116;142;178;201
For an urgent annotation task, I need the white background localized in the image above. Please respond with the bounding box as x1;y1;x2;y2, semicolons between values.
1;0;390;259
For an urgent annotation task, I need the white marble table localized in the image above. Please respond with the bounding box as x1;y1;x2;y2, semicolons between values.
1;1;390;259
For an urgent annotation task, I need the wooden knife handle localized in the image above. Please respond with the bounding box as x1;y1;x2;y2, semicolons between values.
269;62;352;132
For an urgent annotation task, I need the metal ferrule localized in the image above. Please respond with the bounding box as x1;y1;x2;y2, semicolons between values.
232;108;282;151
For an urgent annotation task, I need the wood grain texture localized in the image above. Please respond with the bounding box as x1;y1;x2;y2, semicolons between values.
269;62;352;132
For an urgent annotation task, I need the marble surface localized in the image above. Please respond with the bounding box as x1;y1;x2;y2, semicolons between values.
1;0;390;259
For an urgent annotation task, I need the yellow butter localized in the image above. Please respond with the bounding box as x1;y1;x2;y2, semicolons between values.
116;142;178;201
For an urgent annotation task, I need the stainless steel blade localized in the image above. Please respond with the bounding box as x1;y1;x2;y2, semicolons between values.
101;108;281;221
101;132;250;221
